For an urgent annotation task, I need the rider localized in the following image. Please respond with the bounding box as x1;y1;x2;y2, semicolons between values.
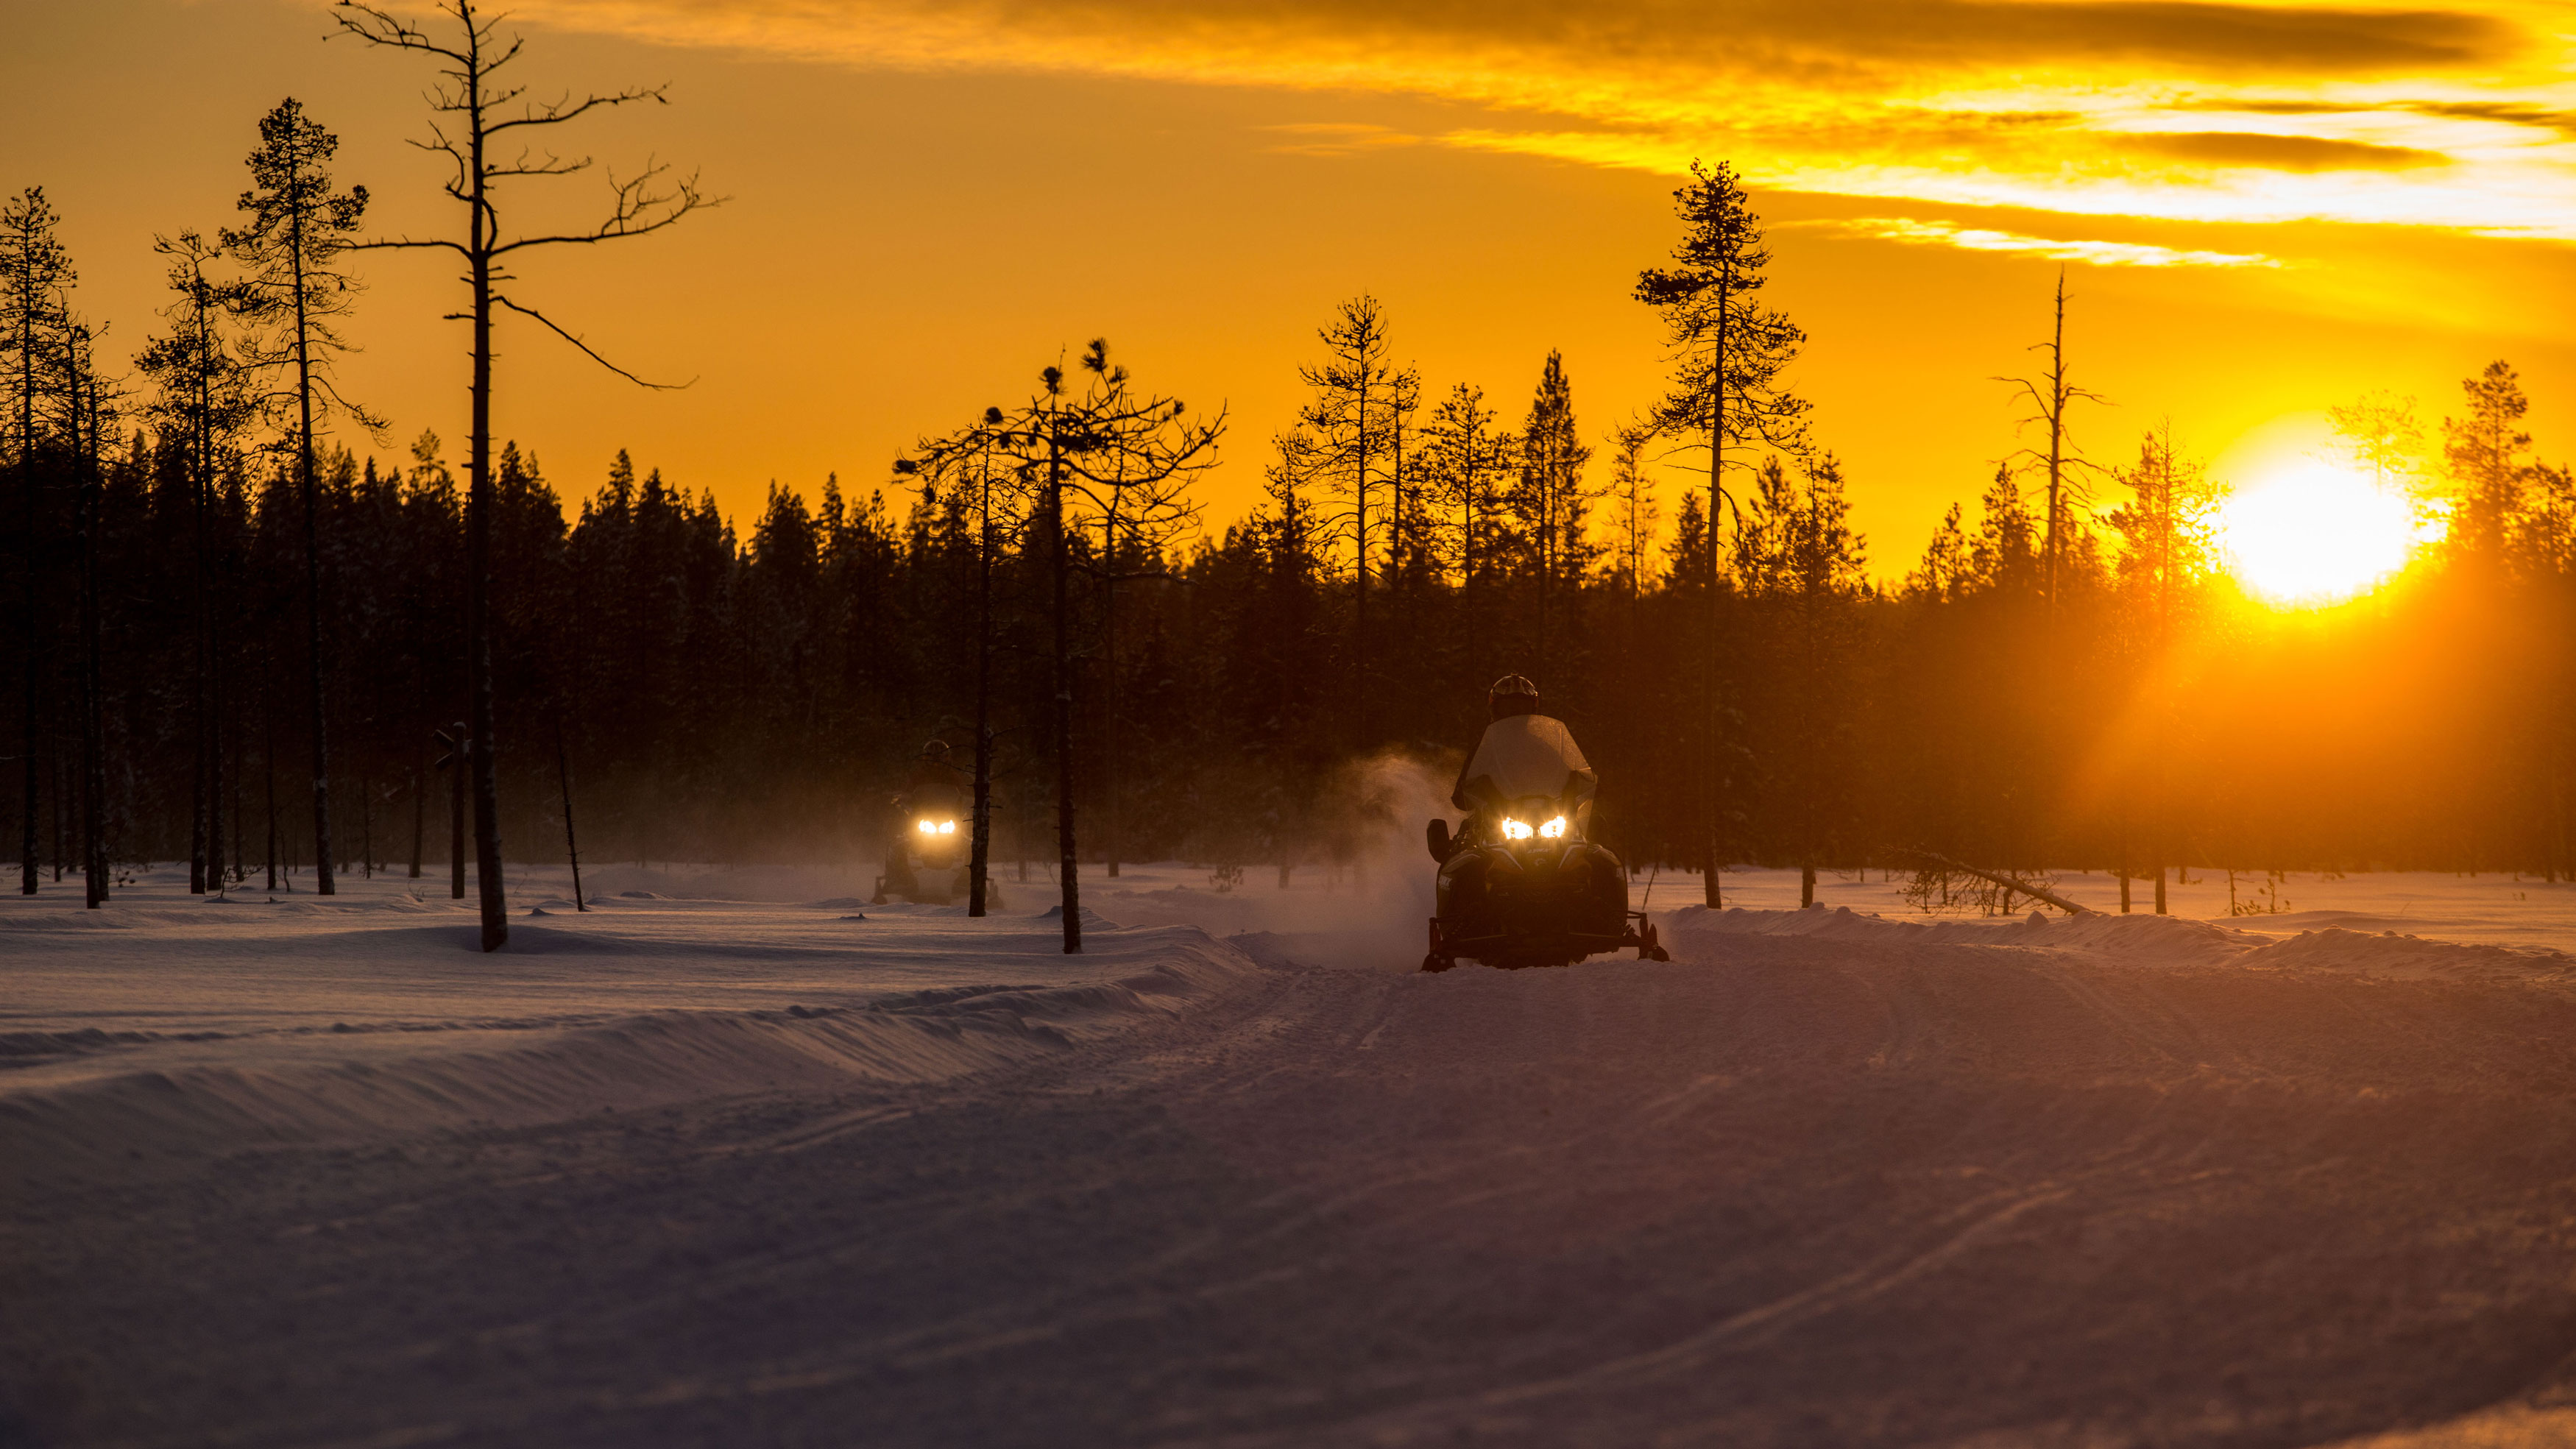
902;738;970;807
1448;676;1597;840
1432;676;1623;938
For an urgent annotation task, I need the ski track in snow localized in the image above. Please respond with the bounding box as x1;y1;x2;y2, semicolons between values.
7;863;2576;1446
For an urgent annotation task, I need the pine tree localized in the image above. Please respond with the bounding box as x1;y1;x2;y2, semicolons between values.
2443;361;2536;565
1635;159;1809;904
3;187;73;896
225;98;376;897
1293;296;1411;748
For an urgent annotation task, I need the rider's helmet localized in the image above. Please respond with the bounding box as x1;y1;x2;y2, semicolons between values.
1487;675;1539;720
920;739;952;762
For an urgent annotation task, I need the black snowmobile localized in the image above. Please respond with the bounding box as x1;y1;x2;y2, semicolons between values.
1421;792;1667;972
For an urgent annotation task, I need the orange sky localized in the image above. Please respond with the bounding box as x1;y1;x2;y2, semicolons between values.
9;0;2573;575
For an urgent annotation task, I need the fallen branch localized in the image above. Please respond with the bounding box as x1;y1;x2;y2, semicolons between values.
1899;849;2093;916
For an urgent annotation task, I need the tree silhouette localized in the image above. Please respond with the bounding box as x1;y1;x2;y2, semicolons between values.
899;404;1022;915
2106;422;2226;915
1295;296;1411;750
3;187;72;897
2443;361;2536;563
224;97;378;898
1420;383;1510;598
963;344;1220;953
1994;269;2108;611
1636;160;1809;905
66;319;113;907
333;0;715;951
138;231;255;895
1513;349;1593;680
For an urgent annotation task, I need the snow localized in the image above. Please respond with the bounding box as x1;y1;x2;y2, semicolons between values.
2;862;1259;1180
10;859;2574;1178
10;856;2576;1445
1695;864;2576;954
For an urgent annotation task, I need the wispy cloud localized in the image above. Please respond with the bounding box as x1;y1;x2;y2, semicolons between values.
1794;217;2285;268
1258;122;1423;157
2122;130;2450;170
512;0;2576;237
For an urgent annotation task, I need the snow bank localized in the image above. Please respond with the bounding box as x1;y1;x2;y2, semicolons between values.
1;874;1262;1183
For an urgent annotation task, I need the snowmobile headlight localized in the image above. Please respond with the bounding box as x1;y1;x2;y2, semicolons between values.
1500;818;1533;840
1540;816;1568;839
936;819;958;835
916;818;938;835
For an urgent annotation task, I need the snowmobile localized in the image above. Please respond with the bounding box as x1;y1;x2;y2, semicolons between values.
873;780;986;906
1421;793;1668;972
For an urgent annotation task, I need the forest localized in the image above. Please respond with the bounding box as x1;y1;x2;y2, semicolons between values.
8;74;2576;938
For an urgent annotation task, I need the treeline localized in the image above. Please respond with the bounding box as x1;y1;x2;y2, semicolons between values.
9;123;2575;929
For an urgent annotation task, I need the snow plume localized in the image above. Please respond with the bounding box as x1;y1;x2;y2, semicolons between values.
1094;748;1459;971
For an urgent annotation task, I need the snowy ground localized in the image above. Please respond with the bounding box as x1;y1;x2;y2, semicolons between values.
7;858;2576;1446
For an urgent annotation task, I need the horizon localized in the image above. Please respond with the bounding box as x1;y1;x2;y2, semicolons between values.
10;0;2574;581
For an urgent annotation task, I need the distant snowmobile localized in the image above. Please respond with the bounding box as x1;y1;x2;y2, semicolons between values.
1422;676;1666;972
873;741;995;907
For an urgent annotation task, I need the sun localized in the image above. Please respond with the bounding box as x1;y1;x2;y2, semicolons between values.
2218;457;2425;606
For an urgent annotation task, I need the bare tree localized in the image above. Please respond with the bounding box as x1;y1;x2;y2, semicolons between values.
3;187;72;896
225;97;381;898
333;0;715;950
1995;269;2109;611
1635;159;1809;907
925;343;1221;954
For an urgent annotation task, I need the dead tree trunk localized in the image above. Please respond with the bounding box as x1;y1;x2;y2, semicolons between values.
75;369;106;908
1905;849;2092;915
554;715;585;910
1048;425;1081;954
408;747;423;879
968;439;996;918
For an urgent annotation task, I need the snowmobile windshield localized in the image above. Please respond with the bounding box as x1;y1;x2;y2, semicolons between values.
1452;715;1596;825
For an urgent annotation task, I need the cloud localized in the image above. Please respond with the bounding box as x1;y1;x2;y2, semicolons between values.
1259;122;1424;157
511;0;2576;237
2405;99;2576;136
2175;96;2576;138
1795;216;2285;267
522;0;2532;85
2123;130;2452;169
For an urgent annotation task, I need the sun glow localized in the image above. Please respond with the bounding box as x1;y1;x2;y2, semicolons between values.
2218;458;2426;606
